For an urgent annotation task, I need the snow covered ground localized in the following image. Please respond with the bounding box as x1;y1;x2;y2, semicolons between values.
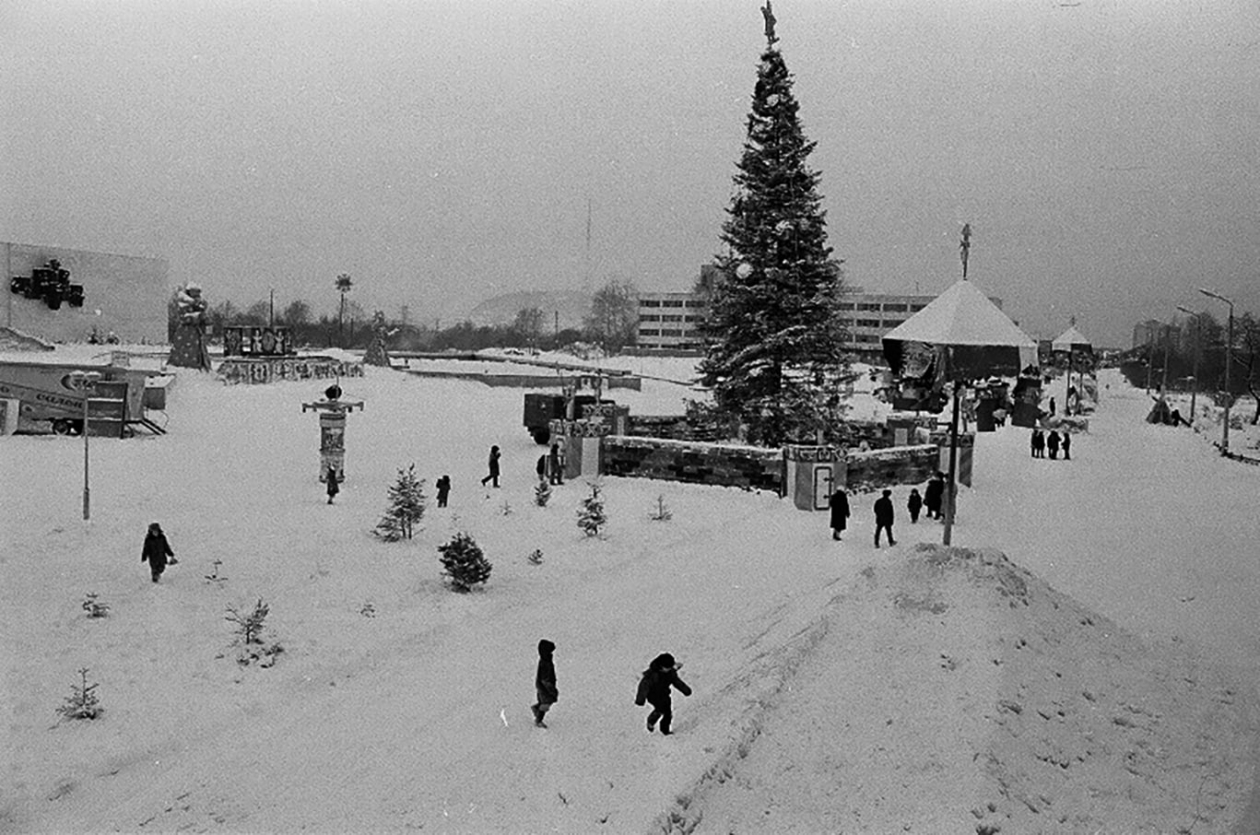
2;350;1258;832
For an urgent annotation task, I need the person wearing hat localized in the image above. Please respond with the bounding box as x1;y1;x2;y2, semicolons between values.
531;639;558;728
873;489;897;548
141;523;175;583
635;652;691;736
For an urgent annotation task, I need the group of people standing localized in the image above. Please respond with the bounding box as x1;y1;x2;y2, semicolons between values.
1030;428;1071;460
827;471;950;547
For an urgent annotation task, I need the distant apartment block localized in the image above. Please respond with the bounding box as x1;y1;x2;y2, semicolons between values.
635;290;708;350
635;267;1000;358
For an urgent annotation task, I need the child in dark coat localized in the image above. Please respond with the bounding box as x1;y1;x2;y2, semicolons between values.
635;652;691;735
1047;430;1061;460
907;488;923;523
326;466;340;504
532;639;557;728
1061;432;1071;460
435;475;451;508
141;522;175;583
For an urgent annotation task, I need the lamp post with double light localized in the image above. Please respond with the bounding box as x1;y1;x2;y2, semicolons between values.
67;371;102;520
1198;288;1234;453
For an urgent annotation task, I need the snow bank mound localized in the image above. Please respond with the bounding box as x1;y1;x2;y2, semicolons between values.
662;545;1259;834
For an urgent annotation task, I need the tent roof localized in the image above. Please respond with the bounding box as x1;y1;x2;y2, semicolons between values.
881;280;1037;349
1051;325;1093;353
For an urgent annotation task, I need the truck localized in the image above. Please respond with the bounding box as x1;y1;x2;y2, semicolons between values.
523;392;600;445
0;357;167;436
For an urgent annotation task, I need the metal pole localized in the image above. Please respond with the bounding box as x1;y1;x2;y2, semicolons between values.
1190;319;1198;420
82;387;91;520
1161;333;1170;392
943;375;961;546
1224;304;1233;452
1145;330;1154;393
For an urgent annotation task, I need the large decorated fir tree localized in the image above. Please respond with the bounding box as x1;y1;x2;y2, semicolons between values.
699;3;851;447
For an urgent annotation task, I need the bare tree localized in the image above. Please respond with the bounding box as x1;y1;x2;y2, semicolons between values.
513;307;545;353
281;299;312;327
584;278;638;355
1233;312;1260;424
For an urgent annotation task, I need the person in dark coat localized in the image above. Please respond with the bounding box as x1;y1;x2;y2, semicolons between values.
548;442;564;485
325;466;340;504
480;445;501;488
636;652;691;735
828;487;850;541
435;475;451;508
532;639;558;728
873;489;896;547
1047;430;1061;460
924;472;945;520
907;488;923;523
141;522;175;583
1061;432;1071;461
1029;429;1038;458
1032;429;1046;458
536;454;548;482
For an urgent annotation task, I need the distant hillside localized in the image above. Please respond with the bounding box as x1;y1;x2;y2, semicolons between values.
465;290;592;332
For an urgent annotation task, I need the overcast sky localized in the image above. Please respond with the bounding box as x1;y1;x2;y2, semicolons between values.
3;0;1257;346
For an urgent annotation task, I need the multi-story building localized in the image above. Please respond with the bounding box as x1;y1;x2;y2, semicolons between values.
635;290;708;351
635;267;1001;359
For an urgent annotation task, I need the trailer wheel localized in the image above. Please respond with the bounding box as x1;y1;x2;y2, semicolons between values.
52;419;73;435
530;427;551;445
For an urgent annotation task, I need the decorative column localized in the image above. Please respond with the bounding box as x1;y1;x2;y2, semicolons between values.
302;384;364;484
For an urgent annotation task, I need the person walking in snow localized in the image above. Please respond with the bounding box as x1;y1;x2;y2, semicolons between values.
1032;429;1046;458
325;466;340;504
1061;432;1071;461
828;487;850;541
536;453;548;482
924;472;945;520
141;522;175;584
480;445;501;488
548;441;564;485
907;488;923;523
435;474;451;508
1029;429;1038;458
635;652;691;736
532;639;558;728
1047;430;1061;460
873;489;897;547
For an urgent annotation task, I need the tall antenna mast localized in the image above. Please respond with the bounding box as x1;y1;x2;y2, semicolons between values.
582;197;593;290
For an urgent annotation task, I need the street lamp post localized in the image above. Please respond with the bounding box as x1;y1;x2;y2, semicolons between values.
68;371;102;520
1198;288;1234;453
1176;306;1200;423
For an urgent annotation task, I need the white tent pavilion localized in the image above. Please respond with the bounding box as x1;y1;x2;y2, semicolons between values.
1051;325;1094;415
881;279;1039;544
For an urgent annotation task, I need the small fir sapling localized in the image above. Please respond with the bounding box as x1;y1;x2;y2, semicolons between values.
577;483;607;537
649;495;673;522
527;548;544;566
438;532;493;592
56;667;101;720
81;592;110;618
373;464;427;541
225;598;270;645
500;499;514;516
534;480;552;507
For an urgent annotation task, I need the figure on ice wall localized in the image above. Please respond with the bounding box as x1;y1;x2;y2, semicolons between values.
169;283;212;371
